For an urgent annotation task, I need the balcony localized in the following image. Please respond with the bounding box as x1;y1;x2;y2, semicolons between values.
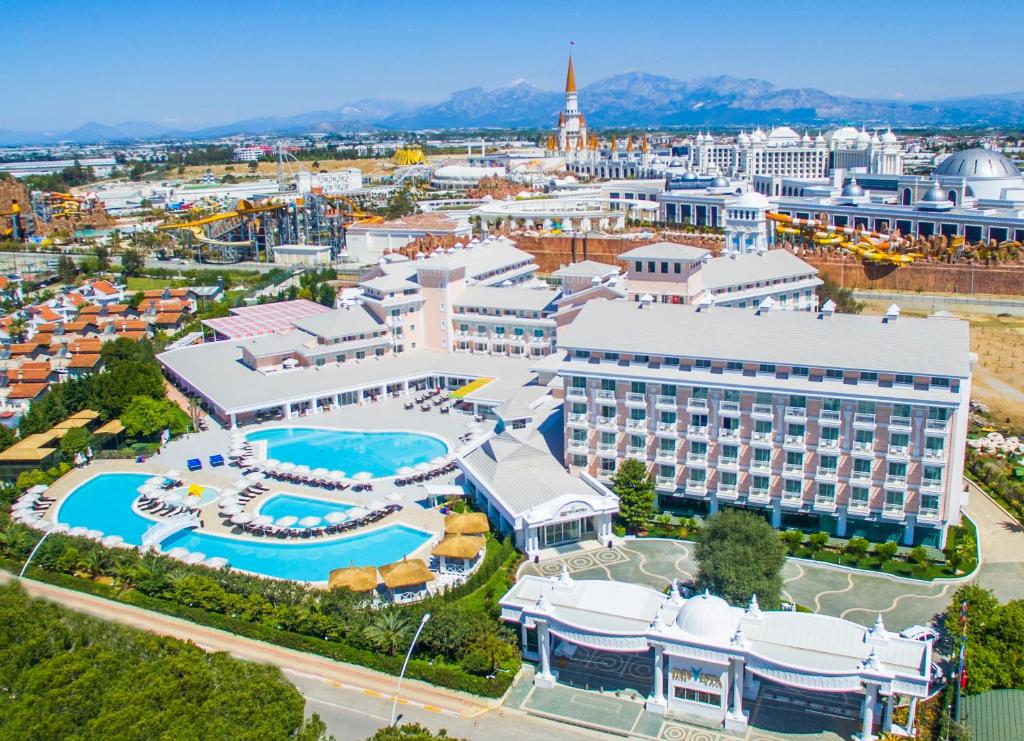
887;445;910;461
853;413;876;429
656;449;677;463
784;406;807;422
813;497;837;512
655;421;678;436
567;412;588;428
685;480;708;497
718;427;740;442
819;409;842;426
923;447;946;463
888;415;912;432
687;398;709;413
851;441;875;456
847;500;871;517
917;507;941;522
625;446;647;460
596;389;616;403
687;424;709;441
817;437;840;452
750;459;772;474
567;439;588;453
781;494;804;510
625;392;647;408
850;470;873;485
655;395;677;411
565;386;586;400
596;443;617;456
686;453;709;467
884;475;908;490
717;484;739;500
625;418;647;432
655;475;677;491
782;463;804;477
815;467;838;482
925;419;949;434
921;479;943;493
748;488;772;505
718;456;739;471
783;434;805;450
882;503;906;520
719;400;741;417
751;404;774;420
751;430;774;446
595;415;617;431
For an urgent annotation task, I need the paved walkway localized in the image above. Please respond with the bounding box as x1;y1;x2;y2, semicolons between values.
521;487;1024;630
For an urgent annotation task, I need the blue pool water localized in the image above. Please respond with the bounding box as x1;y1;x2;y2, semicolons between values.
246;427;448;478
56;473;432;582
258;494;352;523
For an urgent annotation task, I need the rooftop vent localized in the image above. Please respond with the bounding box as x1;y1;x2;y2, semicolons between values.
638;294;655;309
820;299;836;318
884;303;900;323
415;251;426;260
755;296;775;315
695;293;716;312
591;276;603;284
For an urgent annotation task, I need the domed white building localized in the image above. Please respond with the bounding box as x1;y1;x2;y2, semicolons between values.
933;148;1024;200
502;572;932;740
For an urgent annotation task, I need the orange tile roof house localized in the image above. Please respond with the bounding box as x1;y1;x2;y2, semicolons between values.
7;382;48;401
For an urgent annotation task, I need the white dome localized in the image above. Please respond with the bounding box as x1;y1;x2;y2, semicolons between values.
815;132;826;144
856;129;871;145
734;191;769;209
830;126;859;143
801;132;812;144
737;131;751;145
751;127;767;143
768;126;799;143
882;129;898;144
674;592;738;641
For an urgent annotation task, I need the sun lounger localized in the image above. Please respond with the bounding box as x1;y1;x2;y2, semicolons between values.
187;458;202;472
209;454;225;467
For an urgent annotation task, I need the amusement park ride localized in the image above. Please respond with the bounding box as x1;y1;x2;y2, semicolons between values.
767;212;922;266
157;149;382;263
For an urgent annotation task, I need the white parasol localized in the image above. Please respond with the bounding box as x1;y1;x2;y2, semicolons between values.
183;551;206;564
324;511;349;524
430;456;447;466
252;515;274;527
353;471;373;481
346;506;369;519
69;526;88;537
275;515;298;528
101;535;124;547
230;512;254;525
278;462;296;473
414;462;431;472
396;466;414;476
203;556;229;568
298;516;321;528
220;505;243;516
330;470;347;482
165;547;189;559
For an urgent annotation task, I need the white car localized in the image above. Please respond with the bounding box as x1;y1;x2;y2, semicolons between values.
900;625;940;643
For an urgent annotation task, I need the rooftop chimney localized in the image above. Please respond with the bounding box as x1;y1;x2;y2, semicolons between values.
820;299;836;319
755;296;775;315
884;303;900;323
638;294;654;309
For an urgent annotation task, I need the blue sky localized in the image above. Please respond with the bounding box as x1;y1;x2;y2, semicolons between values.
3;0;1018;130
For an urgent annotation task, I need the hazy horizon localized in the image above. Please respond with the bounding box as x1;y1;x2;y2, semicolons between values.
4;0;1018;131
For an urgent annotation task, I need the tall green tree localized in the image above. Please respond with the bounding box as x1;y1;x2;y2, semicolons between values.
363;610;412;657
58;426;93;458
57;255;78;284
611;458;655;530
121;249;145;276
121;396;189;439
816;275;864;314
695;510;786;609
946;584;1024;694
94;243;111;272
366;724;464;741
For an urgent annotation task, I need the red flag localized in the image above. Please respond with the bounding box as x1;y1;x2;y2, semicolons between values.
960;665;968;690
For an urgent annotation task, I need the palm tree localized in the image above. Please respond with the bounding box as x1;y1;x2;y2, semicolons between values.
0;522;35;559
77;549;110;580
363;610;412;656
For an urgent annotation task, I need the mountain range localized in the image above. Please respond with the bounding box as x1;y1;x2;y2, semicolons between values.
3;73;1023;146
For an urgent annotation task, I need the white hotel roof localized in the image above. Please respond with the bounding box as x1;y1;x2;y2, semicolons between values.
619;241;710;262
700;249;818;290
551;260;620;279
558;298;970;378
158;343;539;414
455;286;558;313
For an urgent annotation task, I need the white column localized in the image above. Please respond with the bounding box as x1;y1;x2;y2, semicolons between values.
732;662;743;715
724;658;748;732
859;682;878;741
285;404;294;419
645;644;667;714
535;620;557;688
906;697;918;733
229;413;237;429
882;693;894;733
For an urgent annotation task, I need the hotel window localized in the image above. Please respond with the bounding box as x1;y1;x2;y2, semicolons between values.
894;374;914;386
690;441;708;456
925;437;945;454
885;489;904;510
533;329;544;338
817;483;836;502
861;371;878;383
888;462;908;479
758;363;776;374
600;431;616;447
789;395;807;409
571;403;586;415
634;355;650;365
664;357;680;366
751;474;770;491
756;392;773;406
725;361;743;372
754;420;772;436
600;458;616;475
723;389;740;402
630;408;646;421
720;471;737;488
823;398;841;413
922;466;942;486
721;444;738;460
572;429;587;443
850;486;870;506
791;366;809;377
784;479;802;497
695;359;712;369
658;464;675;479
477;325;486;334
571;376;586;389
826;368;843;380
661;384;676;396
820;426;838;443
494;326;506;335
857;401;876;415
691;386;709;399
787;423;805;438
599;405;615;418
853;457;872;476
931;377;951;388
892;404;911;418
630;434;645;449
604;352;619;361
631;381;647;394
819;454;838;472
572;454;588;467
928;407;949;421
661;411;677;424
660;438;676;452
660;261;669;274
634;261;643;273
647;261;656;272
459;323;468;332
674;262;681;274
601;379;616;391
688;468;707;484
786;450;804;468
855;429;874;446
890;432;909;449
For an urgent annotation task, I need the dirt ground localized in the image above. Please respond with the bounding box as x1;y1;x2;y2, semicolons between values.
862;301;1024;425
180;155;448;181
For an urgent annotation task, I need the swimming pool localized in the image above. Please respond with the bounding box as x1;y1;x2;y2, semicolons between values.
258;494;352;524
55;473;432;582
246;427;448;478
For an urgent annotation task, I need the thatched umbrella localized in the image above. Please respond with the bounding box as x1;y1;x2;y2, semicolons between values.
328;565;379;593
379;558;434;590
431;534;485;560
443;512;489;536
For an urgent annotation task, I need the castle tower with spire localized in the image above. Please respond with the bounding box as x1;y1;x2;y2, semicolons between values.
554;49;588;160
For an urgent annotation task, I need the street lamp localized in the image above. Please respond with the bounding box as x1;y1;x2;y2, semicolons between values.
19;529;53;579
390;612;431;727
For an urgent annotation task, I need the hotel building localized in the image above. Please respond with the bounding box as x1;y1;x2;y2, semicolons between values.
555;298;972;548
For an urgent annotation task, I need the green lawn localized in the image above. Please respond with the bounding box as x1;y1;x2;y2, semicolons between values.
126;276;183;292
